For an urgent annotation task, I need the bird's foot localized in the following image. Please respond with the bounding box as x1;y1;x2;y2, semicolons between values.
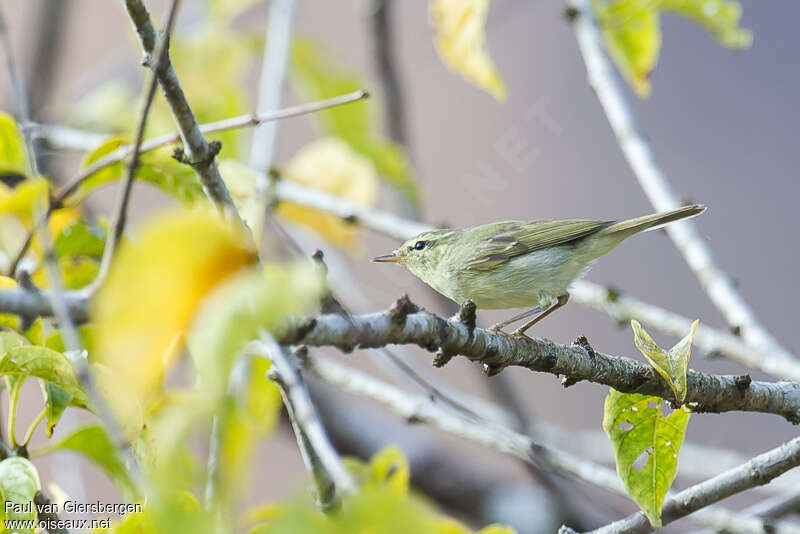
488;323;503;333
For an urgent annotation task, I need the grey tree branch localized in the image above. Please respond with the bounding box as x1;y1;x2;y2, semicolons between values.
280;300;800;423
306;354;790;533
256;335;356;508
122;0;239;221
88;0;181;296
567;0;798;371
579;436;800;534
249;0;297;178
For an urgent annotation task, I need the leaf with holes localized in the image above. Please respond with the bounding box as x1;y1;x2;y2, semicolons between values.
603;389;691;528
631;319;698;402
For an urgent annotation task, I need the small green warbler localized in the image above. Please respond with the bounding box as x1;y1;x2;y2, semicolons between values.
373;205;705;337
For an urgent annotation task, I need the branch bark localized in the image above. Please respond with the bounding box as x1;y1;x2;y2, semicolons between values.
256;336;356;509
280;300;800;423
121;0;239;223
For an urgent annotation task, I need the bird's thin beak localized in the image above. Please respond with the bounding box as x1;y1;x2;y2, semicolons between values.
372;252;401;263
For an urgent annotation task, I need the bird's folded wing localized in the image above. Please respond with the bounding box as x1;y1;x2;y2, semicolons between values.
463;219;613;270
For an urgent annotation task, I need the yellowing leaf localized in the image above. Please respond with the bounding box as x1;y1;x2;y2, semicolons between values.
368;446;410;499
0;276;20;331
92;208;257;430
631;319;698;402
429;0;507;101
660;0;752;48
603;390;690;528
0;112;28;176
0;177;49;224
597;0;661;97
278;138;379;248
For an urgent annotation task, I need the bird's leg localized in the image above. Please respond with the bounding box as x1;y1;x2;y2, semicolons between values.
489;306;544;332
511;293;570;340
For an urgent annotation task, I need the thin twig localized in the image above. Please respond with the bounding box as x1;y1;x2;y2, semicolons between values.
86;0;181;296
122;0;239;225
249;0;297;178
307;354;787;534
570;280;800;382
579;437;800;534
257;335;356;509
280;300;800;423
7;91;368;275
568;0;798;370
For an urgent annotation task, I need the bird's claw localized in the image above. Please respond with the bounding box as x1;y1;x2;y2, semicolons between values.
488;323;502;333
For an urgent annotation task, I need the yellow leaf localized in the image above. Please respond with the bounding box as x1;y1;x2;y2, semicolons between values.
277;138;378;249
0;178;49;224
0;112;28;176
0;276;20;331
429;0;507;101
92;208;257;430
597;0;661;97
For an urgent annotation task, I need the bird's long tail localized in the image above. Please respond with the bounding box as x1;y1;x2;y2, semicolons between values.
600;204;706;237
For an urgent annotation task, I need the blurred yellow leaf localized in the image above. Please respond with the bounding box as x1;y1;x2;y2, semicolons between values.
278;138;378;249
92;208;257;430
660;0;752;48
0;112;28;176
597;0;661;97
429;0;507;101
0;177;49;224
0;276;20;331
217;159;263;241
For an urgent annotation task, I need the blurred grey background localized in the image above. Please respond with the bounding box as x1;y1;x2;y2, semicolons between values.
1;0;798;532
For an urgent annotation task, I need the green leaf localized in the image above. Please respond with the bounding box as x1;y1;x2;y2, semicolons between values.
0;457;40;532
39;381;72;437
73;136;126;202
0;346;90;408
660;0;752;48
631;319;698;402
0;112;28;176
603;389;691;528
54;221;105;258
290;40;419;206
596;0;662;97
46;425;136;498
23;317;45;346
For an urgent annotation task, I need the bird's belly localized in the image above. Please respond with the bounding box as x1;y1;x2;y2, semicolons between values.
447;246;589;309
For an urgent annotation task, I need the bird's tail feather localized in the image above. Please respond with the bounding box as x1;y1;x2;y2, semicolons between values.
601;204;706;237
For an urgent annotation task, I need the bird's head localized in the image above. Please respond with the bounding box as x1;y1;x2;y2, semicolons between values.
372;229;459;283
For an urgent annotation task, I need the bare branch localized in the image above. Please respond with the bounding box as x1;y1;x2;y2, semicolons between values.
568;0;798;370
579;437;800;534
0;288;88;323
122;0;242;226
570;280;800;382
256;336;357;508
280;302;800;423
249;0;297;176
88;0;181;295
307;354;788;533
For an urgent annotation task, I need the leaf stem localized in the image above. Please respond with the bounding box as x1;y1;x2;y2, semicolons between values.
22;407;47;447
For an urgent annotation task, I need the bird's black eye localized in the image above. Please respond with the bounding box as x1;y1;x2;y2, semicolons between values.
414;240;427;251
